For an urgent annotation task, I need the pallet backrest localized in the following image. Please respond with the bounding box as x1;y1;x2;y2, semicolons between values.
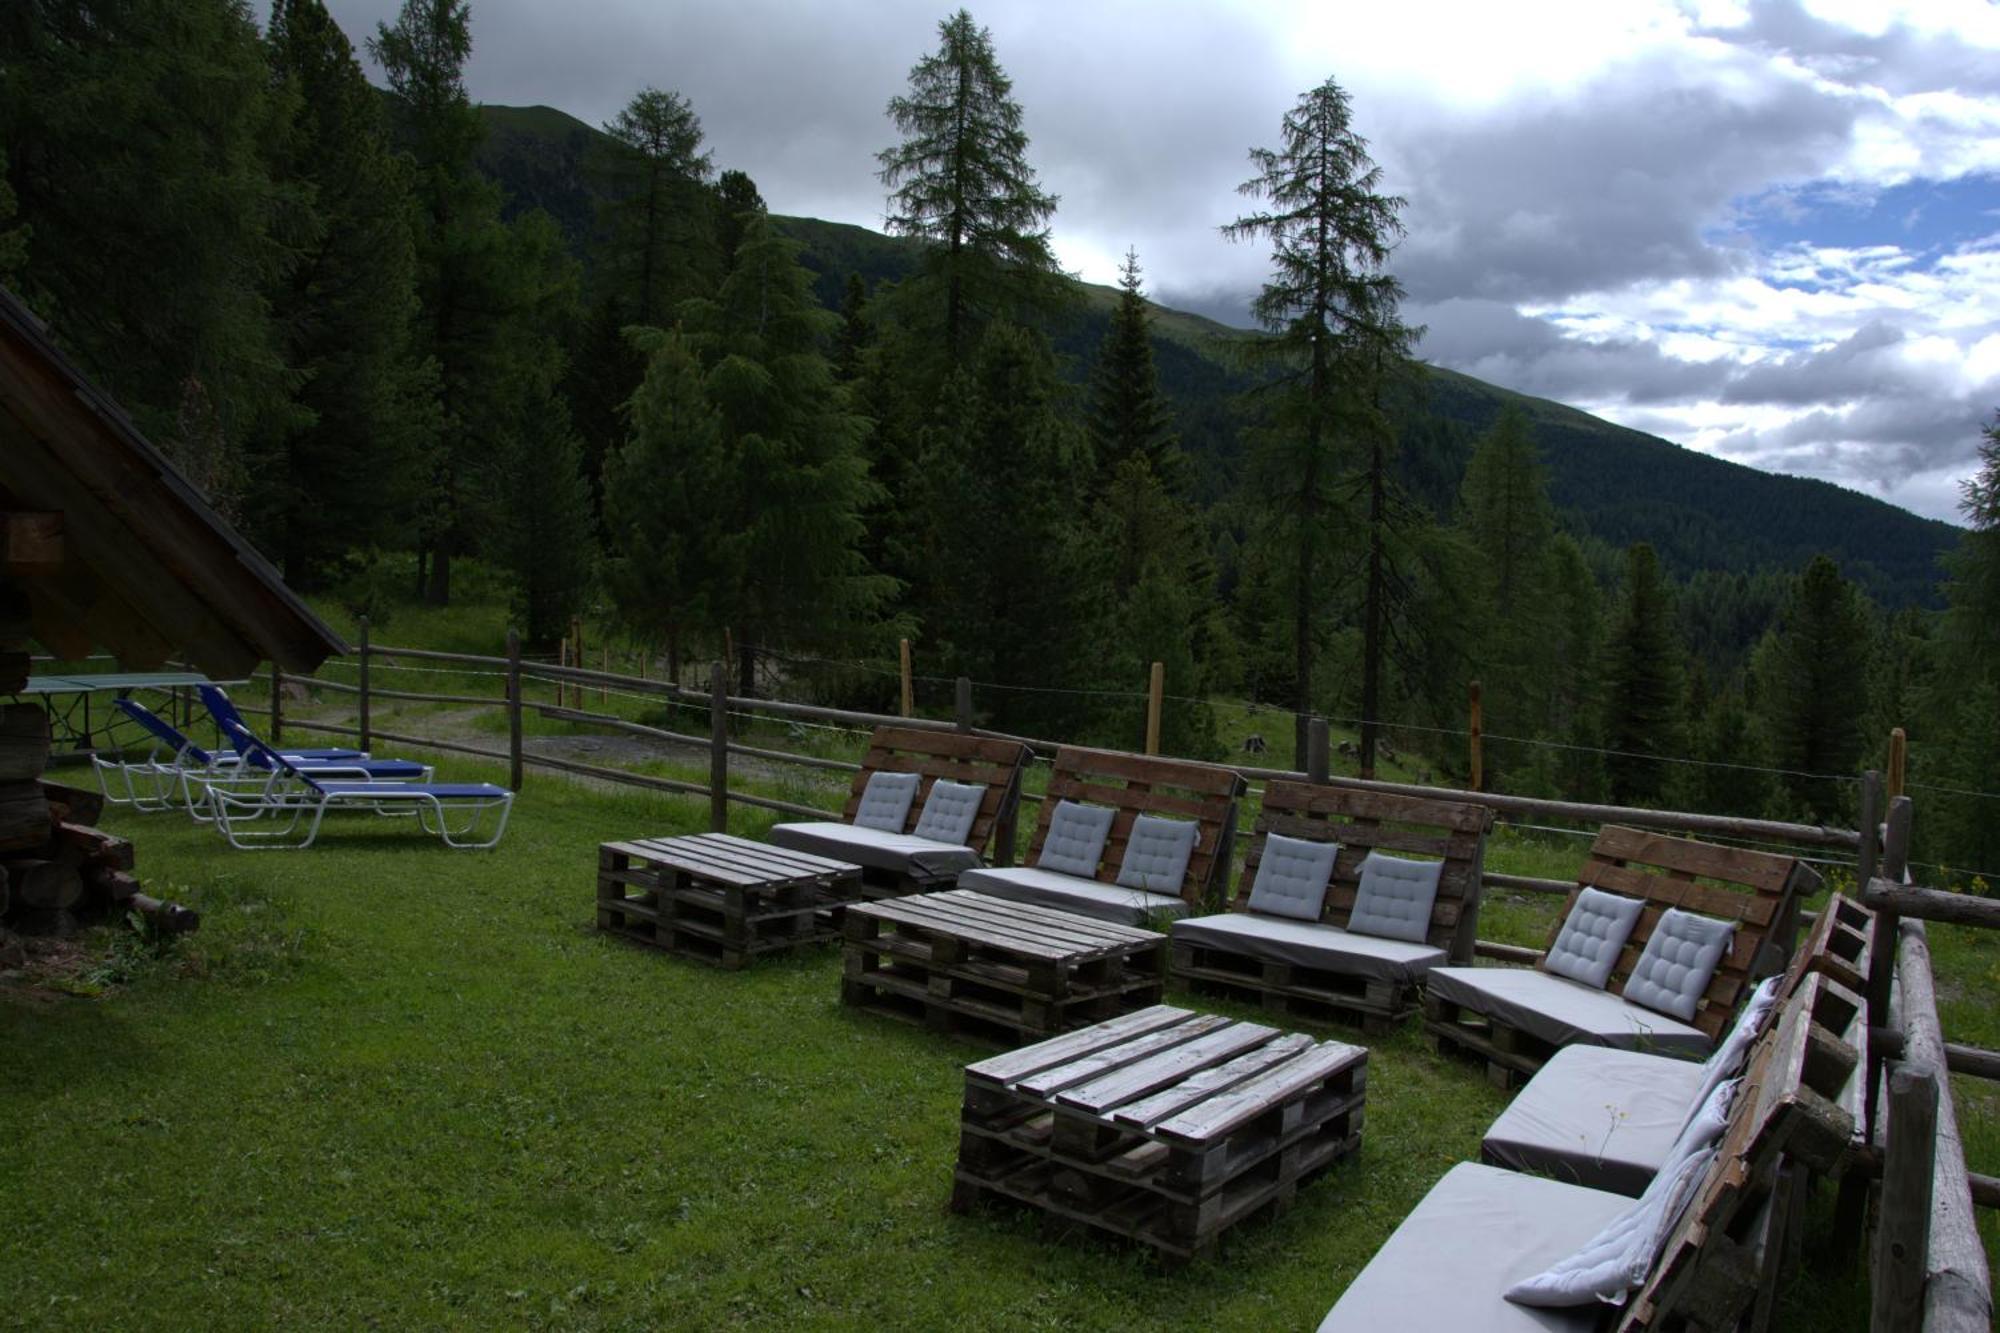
1780;892;1871;998
841;726;1033;855
1022;747;1246;904
1540;826;1822;1040
1620;971;1858;1331
1233;781;1495;964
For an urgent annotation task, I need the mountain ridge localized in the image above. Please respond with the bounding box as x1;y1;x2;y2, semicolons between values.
469;101;1959;608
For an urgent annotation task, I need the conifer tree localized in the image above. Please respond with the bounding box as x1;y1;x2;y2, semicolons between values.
677;211;894;692
1924;415;2000;870
600;87;714;326
1088;249;1183;492
1694;686;1771;817
3;0;301;463
1224;75;1416;769
492;384;595;647
712;169;764;273
1753;554;1871;821
1546;534;1605;798
371;0;511;605
877;9;1061;369
603;328;728;682
834;273;870;383
1601;542;1685;806
261;0;435;587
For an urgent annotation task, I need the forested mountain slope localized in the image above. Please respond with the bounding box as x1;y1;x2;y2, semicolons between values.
474;102;1958;608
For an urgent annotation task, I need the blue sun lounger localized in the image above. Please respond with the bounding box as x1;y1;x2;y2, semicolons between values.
204;721;513;850
197;684;365;762
96;698;430;814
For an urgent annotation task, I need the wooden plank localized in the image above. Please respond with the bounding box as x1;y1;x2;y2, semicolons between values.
0;510;62;574
965;1005;1195;1086
1263;779;1494;833
1053;1022;1283;1114
1590;824;1795;893
1012;1015;1236;1099
1151;1041;1364;1144
937;890;1160;946
1108;1034;1318;1129
1578;859;1778;925
847;898;1077;962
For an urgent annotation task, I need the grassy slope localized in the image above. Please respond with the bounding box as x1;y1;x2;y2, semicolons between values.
5;591;1991;1326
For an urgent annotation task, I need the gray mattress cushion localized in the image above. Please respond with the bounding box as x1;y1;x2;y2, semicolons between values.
958;866;1186;926
1426;966;1713;1057
1115;814;1199;893
1036;800;1116;878
912;779;986;845
767;822;980;881
1244;833;1339;921
1621;908;1735;1022
1316;1162;1626;1333
1347;852;1445;943
852;770;919;832
1481;1045;1706;1197
1543;888;1646;990
1173;912;1446;984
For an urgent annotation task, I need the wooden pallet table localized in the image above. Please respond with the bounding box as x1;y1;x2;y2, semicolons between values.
951;1004;1367;1260
842;889;1167;1044
596;832;862;968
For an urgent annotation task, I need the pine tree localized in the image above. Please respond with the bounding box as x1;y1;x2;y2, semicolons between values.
712;169;764;273
1088;249;1183;492
261;0;435;588
1753;554;1872;821
370;0;510;605
3;0;303;464
1694;685;1771;817
676;211;895;692
1224;75;1417;769
603;328;728;682
1546;535;1605;799
492;384;595;647
834;273;870;383
877;9;1061;369
600;87;715;326
1601;543;1686;806
1923;415;2000;873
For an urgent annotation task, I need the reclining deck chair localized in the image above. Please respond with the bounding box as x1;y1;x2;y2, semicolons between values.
196;685;365;762
1478;893;1871;1196
1426;826;1819;1087
1171;781;1494;1031
955;747;1244;926
204;722;512;849
95;697;422;813
1319;971;1857;1333
768;726;1033;898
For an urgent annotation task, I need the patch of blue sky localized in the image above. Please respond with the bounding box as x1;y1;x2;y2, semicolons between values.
1716;173;2000;288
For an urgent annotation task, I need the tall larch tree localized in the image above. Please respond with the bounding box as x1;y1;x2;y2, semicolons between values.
1924;414;2000;873
1751;555;1871;821
261;0;434;587
600;87;714;326
876;8;1061;371
1224;74;1416;769
370;0;508;605
1601;542;1686;806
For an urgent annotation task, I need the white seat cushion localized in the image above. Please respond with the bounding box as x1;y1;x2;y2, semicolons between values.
852;771;920;832
1244;833;1339;920
1115;814;1199;893
1427;966;1712;1057
958;866;1185;926
1317;1163;1625;1333
1480;1046;1705;1196
912;779;986;845
1173;912;1445;984
767;822;980;881
1621;908;1735;1023
1036;800;1116;878
1347;852;1445;943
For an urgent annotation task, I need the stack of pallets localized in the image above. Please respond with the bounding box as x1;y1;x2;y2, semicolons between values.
597;833;860;969
952;1005;1367;1260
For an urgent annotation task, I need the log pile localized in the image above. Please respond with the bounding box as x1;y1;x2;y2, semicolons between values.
0;703;198;965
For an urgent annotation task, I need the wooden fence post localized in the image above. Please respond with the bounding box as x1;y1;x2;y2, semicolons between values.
1865;793;1916;1141
601;646;609;705
506;628;523;792
1145;661;1164;756
357;615;371;752
899;638;913;718
709;660;728;832
954;677;972;734
1858;769;1882;891
1883;794;1913;882
1888;726;1907;802
269;662;284;747
570;617;584;710
1468;679;1483;792
1872;1060;1940;1332
1307;716;1330;785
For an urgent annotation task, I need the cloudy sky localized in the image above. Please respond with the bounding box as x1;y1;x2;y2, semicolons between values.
326;0;2000;524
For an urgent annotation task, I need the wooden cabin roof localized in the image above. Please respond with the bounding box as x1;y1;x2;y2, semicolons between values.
0;286;346;678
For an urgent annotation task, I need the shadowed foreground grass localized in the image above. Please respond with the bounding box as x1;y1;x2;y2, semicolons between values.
3;764;1986;1329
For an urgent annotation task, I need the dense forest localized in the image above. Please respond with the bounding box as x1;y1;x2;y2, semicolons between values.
2;1;1996;876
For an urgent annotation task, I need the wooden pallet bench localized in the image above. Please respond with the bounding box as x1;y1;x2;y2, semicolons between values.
842;889;1166;1045
1426;825;1820;1087
596;832;862;968
1172;781;1493;1032
951;1004;1366;1260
